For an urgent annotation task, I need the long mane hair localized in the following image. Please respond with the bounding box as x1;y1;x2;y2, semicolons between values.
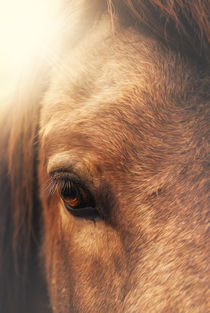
0;1;209;312
0;66;49;312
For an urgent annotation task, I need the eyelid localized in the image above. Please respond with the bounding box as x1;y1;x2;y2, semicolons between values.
49;169;98;200
47;152;97;182
50;171;89;194
50;170;81;185
47;152;101;193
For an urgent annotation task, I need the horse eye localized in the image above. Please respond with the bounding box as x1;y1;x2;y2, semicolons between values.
59;181;89;208
57;180;100;220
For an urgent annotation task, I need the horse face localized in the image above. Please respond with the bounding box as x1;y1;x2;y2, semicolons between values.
38;5;209;313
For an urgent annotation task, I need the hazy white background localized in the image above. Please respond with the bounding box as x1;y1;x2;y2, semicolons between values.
0;0;61;102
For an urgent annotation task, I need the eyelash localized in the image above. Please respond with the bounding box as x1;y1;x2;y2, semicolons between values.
46;173;101;222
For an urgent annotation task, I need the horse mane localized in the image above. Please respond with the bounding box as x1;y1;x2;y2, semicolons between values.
0;0;209;312
109;0;210;64
0;66;49;312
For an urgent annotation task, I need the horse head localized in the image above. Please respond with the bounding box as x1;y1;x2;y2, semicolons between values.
0;1;209;312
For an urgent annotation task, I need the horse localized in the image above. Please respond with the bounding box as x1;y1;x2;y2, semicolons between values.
0;1;209;312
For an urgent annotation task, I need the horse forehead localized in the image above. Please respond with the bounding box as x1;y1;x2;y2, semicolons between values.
41;15;155;118
39;13;168;167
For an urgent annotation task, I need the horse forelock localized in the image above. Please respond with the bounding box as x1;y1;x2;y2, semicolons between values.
108;0;210;63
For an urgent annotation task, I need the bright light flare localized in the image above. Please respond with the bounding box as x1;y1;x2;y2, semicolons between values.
0;0;61;100
0;0;60;66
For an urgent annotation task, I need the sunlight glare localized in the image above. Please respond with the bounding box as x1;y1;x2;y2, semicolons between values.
0;0;61;101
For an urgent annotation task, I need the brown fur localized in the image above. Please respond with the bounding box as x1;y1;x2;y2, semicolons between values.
0;1;209;312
